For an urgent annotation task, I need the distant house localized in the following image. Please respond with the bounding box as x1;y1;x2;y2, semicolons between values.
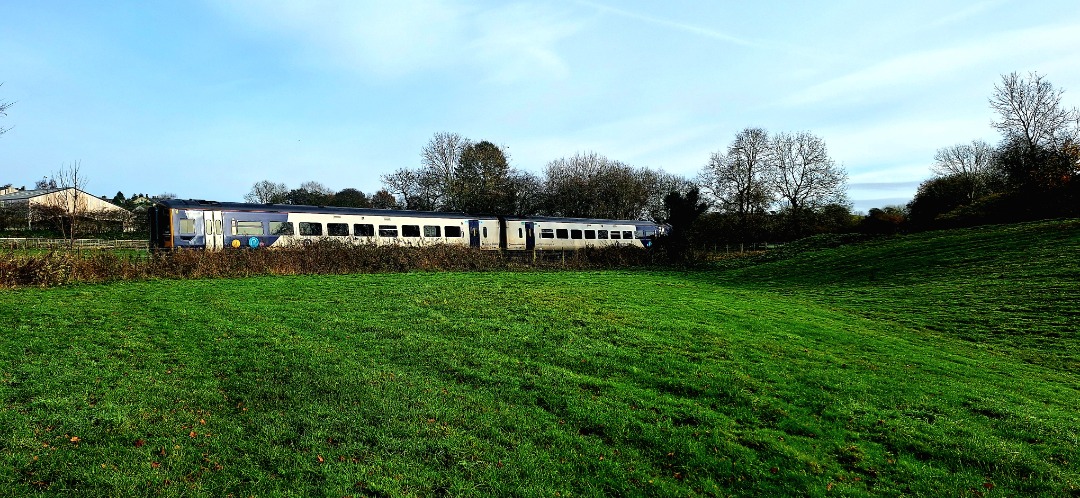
0;184;23;196
0;186;131;231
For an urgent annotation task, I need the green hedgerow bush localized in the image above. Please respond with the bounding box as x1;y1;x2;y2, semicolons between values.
0;241;661;288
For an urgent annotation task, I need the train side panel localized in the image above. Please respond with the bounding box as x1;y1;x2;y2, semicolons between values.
166;208;220;249
223;211;488;249
533;221;643;250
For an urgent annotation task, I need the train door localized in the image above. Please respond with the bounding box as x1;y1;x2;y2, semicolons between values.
524;222;535;250
148;205;170;249
468;220;481;248
203;210;223;250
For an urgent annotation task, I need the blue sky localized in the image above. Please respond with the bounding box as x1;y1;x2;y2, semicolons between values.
3;0;1079;213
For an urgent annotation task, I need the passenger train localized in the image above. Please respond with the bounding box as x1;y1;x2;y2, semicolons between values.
148;199;668;251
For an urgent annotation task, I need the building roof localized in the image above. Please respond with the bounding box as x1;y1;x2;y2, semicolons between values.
0;187;129;212
0;188;63;202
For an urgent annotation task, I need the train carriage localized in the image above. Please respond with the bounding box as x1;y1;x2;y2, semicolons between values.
149;199;666;251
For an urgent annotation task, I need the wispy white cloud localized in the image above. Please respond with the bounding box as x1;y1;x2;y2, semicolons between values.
927;0;1008;29
216;0;467;77
782;21;1080;107
213;0;580;83
470;4;582;83
574;0;754;47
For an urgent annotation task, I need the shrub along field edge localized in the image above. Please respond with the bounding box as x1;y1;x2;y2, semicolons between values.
0;242;663;288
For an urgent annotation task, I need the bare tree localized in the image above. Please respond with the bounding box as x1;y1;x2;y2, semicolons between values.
506;169;543;216
420;131;470;209
932;140;995;177
283;181;334;206
382;168;439;211
990;72;1079;189
770;131;848;215
644;171;695;222
244;180;289;204
931;140;999;201
698;128;774;239
990;71;1079;150
0;83;13;137
38;161;86;246
542;151;654;219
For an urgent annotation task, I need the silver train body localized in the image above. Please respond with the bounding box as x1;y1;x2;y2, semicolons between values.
149;199;667;251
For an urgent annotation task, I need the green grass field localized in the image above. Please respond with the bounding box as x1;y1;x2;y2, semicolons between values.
1;220;1078;496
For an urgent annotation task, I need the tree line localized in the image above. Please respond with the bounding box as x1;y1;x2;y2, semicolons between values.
907;71;1079;229
245;127;851;247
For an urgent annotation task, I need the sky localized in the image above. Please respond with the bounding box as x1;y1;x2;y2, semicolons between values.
3;0;1079;213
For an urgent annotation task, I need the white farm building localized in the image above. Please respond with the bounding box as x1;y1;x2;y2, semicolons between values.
0;186;131;231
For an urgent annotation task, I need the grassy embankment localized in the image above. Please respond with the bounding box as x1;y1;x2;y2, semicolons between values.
1;220;1077;496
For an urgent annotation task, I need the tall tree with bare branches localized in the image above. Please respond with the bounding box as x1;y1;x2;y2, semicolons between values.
990;72;1079;189
244;180;289;204
0;83;13;137
38;161;87;246
990;71;1078;151
420;131;470;209
931;140;1000;201
698;127;774;240
769;131;848;236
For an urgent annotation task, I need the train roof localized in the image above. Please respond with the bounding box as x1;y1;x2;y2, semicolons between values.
154;199;478;220
502;215;663;226
155;199;663;226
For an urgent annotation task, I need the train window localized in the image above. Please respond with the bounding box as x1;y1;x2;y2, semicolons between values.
354;224;374;236
556;229;568;239
540;229;554;239
424;225;441;237
378;225;398;237
270;221;294;235
402;225;421;237
518;228;523;238
483;227;488;238
179;219;196;235
609;230;621;239
584;230;596;239
233;220;264;236
445;226;462;237
570;230;582;239
597;230;608;239
299;222;322;236
328;223;349;236
623;231;633;239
